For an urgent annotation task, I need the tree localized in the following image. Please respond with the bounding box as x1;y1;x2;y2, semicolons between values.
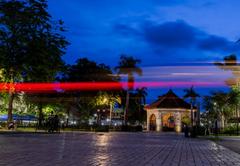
135;87;147;123
0;0;68;123
211;91;229;130
93;91;121;125
183;86;200;127
227;88;240;135
65;58;117;82
135;87;147;105
202;91;230;133
61;58;120;123
115;55;142;125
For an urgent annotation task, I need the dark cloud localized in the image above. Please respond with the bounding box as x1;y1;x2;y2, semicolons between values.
114;20;239;54
143;20;198;48
198;35;235;52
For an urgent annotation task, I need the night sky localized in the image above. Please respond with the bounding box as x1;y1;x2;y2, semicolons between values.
47;0;240;104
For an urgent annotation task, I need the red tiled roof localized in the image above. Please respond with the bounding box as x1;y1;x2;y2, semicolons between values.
145;89;194;109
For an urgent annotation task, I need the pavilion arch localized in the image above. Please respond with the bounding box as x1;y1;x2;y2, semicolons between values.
149;114;157;131
145;89;197;133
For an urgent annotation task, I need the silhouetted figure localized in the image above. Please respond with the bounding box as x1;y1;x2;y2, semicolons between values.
47;112;54;133
184;125;189;137
8;122;14;130
215;119;218;136
53;115;59;133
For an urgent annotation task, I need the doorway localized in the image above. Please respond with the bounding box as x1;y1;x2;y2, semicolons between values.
149;114;156;131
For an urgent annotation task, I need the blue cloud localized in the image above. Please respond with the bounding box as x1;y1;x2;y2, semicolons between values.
198;35;236;52
113;23;141;37
143;20;198;48
114;20;239;54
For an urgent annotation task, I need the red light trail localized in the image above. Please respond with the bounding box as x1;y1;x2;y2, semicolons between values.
0;81;225;93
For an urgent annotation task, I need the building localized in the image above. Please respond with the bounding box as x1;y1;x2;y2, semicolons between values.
144;89;197;132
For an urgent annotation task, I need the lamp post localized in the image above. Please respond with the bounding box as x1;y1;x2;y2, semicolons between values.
97;109;100;125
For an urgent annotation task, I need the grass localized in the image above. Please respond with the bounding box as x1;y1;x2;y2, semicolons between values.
15;127;36;132
207;136;222;141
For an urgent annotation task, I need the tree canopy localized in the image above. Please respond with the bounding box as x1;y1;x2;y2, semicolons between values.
0;0;69;122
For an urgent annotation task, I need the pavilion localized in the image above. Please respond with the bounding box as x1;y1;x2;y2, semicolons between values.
144;89;197;133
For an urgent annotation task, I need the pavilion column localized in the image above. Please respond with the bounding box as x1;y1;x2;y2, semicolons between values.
156;112;162;132
175;112;181;133
146;110;150;131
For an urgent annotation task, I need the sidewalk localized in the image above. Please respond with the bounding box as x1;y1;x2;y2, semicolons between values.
200;135;240;154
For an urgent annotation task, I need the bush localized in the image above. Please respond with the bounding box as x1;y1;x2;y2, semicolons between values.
162;126;174;132
94;125;109;132
196;126;206;136
135;125;143;132
120;125;142;132
221;126;238;135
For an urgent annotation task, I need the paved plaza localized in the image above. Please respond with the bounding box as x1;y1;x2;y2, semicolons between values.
216;136;240;154
0;132;240;166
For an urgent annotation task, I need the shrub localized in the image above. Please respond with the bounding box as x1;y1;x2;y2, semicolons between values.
120;125;143;132
221;126;238;135
95;125;109;132
196;126;206;136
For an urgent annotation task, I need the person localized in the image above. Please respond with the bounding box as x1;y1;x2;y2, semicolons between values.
205;127;210;136
47;112;54;133
8;122;14;130
53;115;59;133
184;124;189;137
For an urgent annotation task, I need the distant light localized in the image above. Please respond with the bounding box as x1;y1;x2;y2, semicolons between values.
103;97;108;103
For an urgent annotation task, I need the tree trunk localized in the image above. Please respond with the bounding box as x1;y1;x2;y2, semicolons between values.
221;114;225;130
109;102;113;126
190;101;193;127
197;102;201;127
7;92;14;124
66;106;70;127
138;103;141;124
124;91;130;125
236;105;239;135
224;119;228;129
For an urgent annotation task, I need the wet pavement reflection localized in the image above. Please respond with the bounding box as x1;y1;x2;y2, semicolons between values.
0;132;239;166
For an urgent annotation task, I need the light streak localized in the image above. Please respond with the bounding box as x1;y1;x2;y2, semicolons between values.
0;81;226;93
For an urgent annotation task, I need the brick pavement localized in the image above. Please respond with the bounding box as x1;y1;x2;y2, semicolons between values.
0;132;239;166
215;136;240;154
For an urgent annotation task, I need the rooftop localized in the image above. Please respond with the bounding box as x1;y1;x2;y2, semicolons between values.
145;89;195;109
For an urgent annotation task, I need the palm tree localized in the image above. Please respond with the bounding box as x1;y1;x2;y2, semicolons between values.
115;55;142;125
183;86;200;127
135;87;147;123
135;87;147;105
